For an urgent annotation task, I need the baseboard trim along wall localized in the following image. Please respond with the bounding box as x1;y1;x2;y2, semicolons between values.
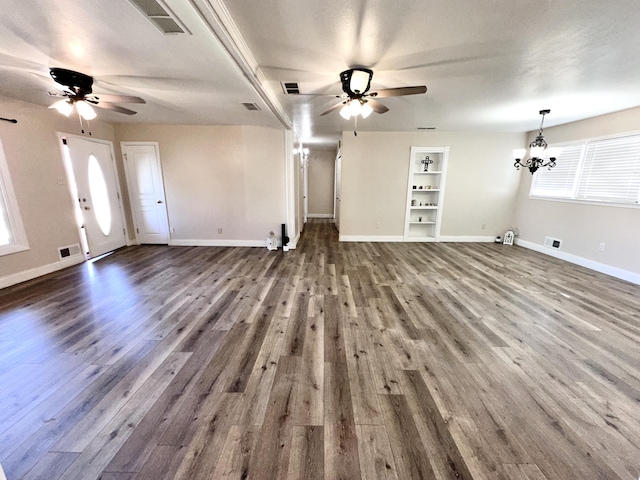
339;235;405;242
308;214;334;219
0;254;85;289
439;236;496;242
338;235;496;243
170;239;268;247
516;239;640;285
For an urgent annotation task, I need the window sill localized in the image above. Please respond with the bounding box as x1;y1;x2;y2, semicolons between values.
528;196;640;210
0;242;30;257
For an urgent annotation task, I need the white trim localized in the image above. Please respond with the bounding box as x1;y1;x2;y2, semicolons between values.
187;0;292;130
308;214;334;219
339;235;405;242
0;254;84;289
289;232;300;249
527;195;640;210
0;137;30;256
438;236;497;242
169;239;267;247
516;239;640;285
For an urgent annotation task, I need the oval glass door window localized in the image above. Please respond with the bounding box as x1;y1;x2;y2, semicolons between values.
88;154;112;236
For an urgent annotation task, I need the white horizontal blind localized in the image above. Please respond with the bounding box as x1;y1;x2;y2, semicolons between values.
576;135;640;204
530;144;583;198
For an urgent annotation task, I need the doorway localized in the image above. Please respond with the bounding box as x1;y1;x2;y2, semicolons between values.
121;142;170;244
62;135;128;258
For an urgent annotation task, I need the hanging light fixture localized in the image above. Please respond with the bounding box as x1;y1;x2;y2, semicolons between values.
339;99;374;120
75;100;97;120
513;109;561;174
340;68;373;97
49;99;74;117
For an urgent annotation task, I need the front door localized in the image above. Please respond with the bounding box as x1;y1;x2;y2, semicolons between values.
122;143;169;244
66;136;127;257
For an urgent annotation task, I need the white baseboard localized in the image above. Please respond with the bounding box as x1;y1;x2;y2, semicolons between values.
308;214;334;219
439;235;497;242
516;239;640;285
339;235;405;242
169;239;266;247
0;254;85;289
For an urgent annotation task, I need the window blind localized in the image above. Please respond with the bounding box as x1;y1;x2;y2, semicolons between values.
576;135;640;204
530;144;584;198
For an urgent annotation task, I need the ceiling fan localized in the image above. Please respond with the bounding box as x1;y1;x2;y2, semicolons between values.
320;67;427;119
48;68;145;120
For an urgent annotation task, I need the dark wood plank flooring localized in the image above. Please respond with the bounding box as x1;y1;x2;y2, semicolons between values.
1;219;639;479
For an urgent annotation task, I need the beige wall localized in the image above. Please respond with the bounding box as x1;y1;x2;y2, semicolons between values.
308;149;336;217
0;95;116;281
114;124;287;243
340;131;525;238
514;107;640;277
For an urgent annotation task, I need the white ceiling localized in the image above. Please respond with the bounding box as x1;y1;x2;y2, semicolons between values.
2;0;640;146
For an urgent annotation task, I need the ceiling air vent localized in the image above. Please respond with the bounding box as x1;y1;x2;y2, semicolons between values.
242;102;261;111
128;0;190;35
281;82;301;95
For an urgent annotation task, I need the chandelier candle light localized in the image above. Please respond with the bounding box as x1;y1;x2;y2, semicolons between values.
513;109;561;174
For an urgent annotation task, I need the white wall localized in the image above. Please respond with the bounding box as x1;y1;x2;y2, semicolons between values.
514;107;640;282
340;131;525;239
307;149;336;217
0;95;116;285
114;124;287;245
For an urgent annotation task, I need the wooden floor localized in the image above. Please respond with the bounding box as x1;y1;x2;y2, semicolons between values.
1;219;639;479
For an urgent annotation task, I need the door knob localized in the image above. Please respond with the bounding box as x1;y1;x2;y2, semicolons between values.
157;200;163;204
84;206;91;210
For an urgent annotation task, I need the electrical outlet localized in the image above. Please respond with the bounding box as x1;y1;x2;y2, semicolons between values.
375;222;380;229
218;228;223;234
599;243;605;251
57;176;65;185
170;227;175;234
481;224;486;230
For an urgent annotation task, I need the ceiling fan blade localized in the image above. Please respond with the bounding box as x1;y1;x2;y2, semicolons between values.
367;99;389;114
320;101;346;116
93;103;138;115
369;86;427;98
90;93;146;104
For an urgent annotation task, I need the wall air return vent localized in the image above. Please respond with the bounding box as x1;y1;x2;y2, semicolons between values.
281;82;301;95
128;0;190;35
544;236;562;249
242;102;261;111
58;243;82;260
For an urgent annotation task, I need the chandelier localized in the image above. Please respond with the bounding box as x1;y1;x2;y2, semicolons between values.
513;109;561;174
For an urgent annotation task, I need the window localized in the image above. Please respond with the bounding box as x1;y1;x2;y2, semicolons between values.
0;138;29;256
529;133;640;206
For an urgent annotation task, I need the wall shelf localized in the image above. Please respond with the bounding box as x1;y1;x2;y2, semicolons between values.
404;146;449;242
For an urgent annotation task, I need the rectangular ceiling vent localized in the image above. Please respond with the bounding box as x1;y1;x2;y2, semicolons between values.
242;102;261;111
544;236;562;249
128;0;190;35
281;82;301;95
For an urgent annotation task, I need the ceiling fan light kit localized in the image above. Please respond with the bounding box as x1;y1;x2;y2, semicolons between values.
46;67;145;123
323;67;428;135
513;109;561;174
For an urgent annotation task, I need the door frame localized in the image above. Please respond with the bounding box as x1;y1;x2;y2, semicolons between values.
57;132;131;256
120;141;169;245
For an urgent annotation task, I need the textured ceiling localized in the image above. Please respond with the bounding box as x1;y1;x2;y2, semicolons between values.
2;0;640;146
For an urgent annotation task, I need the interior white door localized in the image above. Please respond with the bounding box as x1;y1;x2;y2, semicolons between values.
66;137;127;257
122;143;169;244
